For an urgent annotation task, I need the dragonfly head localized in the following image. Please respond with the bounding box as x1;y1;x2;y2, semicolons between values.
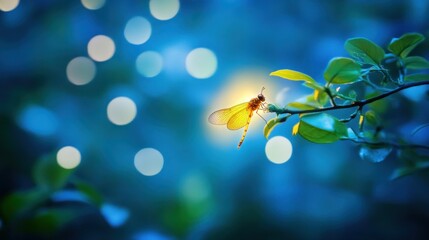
258;87;266;101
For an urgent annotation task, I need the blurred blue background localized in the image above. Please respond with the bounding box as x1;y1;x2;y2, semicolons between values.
1;0;429;239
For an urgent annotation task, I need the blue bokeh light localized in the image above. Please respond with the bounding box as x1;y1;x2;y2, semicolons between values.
17;105;59;136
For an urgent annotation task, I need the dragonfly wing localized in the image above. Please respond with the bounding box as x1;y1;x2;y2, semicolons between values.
208;102;248;125
227;107;252;130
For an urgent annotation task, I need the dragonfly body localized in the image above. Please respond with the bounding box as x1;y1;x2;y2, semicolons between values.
208;88;266;148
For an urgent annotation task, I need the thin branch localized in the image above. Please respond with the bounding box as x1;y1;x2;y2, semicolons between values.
345;137;429;151
412;123;429;136
339;106;362;122
269;80;429;115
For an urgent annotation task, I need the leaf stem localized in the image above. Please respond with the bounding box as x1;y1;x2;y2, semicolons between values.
325;87;337;107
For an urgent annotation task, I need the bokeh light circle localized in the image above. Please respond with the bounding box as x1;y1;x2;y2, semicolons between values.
265;136;293;164
87;35;116;62
136;51;163;77
185;48;217;79
57;146;81;169
0;0;19;12
107;97;137;125
124;17;152;45
134;148;164;176
149;0;180;21
81;0;105;10
66;57;96;85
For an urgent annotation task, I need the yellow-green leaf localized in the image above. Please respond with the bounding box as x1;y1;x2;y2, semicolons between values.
303;81;325;91
263;116;289;139
359;115;364;127
315;89;329;106
292;122;300;135
364;110;380;126
270;69;316;84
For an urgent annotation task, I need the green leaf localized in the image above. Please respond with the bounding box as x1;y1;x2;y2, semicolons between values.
404;73;429;82
314;89;329;106
263;115;289;139
33;155;74;191
388;33;425;58
270;69;316;84
73;180;104;207
0;189;48;222
21;208;79;235
364;110;380;126
345;37;385;65
390;148;429;179
297;113;348;143
324;57;361;84
390;162;429;180
403;56;429;69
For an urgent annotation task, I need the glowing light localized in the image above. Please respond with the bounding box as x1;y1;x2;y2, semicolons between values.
107;97;137;125
136;51;163;78
186;48;217;79
66;57;96;85
206;70;277;147
17;105;58;136
124;16;152;45
265;136;293;164
134;148;164;176
275;87;290;105
81;0;105;10
57;146;81;169
87;35;115;62
0;0;19;12
149;0;180;21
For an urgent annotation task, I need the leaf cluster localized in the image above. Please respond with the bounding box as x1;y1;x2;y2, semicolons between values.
266;33;429;179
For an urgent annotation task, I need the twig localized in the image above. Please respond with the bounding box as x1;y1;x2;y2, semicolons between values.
325;87;337;107
345;137;429;151
269;80;429;115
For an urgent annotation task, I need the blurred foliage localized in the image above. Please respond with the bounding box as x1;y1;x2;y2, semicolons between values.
266;33;429;179
0;154;121;239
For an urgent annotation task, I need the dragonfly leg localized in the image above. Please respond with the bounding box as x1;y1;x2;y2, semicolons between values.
260;102;268;113
256;109;267;124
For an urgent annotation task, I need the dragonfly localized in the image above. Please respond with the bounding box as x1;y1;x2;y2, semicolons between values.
208;87;266;149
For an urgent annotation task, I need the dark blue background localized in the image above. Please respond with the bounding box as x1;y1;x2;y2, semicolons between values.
1;0;429;239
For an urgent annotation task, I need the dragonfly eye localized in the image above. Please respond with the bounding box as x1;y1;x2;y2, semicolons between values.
258;94;265;101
